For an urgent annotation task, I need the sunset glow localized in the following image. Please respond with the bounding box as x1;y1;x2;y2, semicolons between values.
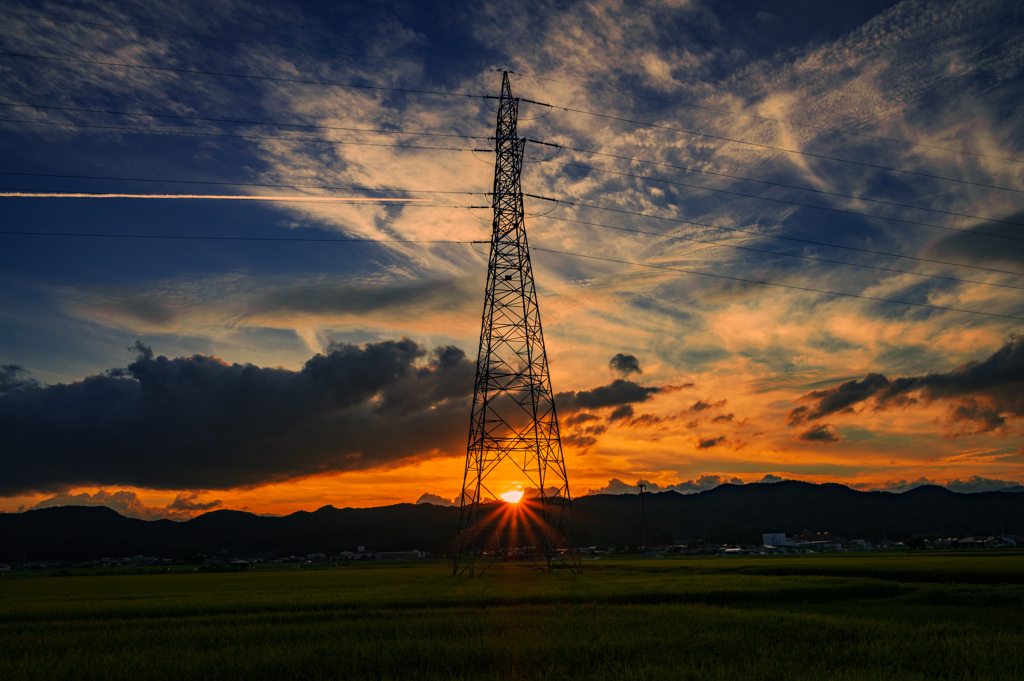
0;1;1021;521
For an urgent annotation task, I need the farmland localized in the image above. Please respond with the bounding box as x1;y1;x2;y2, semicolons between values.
2;551;1023;680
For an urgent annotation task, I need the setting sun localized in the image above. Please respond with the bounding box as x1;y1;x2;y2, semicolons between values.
499;490;524;503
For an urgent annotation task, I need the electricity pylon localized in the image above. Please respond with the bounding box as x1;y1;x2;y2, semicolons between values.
452;72;581;576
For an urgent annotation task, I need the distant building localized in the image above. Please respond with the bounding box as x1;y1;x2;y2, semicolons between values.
378;550;425;560
762;533;788;546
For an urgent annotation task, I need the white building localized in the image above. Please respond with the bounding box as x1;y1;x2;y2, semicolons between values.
762;533;789;546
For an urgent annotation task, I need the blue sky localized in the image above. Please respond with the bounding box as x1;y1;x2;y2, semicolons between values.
1;0;1022;517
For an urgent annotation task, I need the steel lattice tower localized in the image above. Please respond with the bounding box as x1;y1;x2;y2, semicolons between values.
453;73;581;576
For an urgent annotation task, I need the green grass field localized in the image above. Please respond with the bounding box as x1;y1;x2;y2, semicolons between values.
2;552;1023;680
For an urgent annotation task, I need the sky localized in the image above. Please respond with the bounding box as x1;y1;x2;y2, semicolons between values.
1;0;1022;519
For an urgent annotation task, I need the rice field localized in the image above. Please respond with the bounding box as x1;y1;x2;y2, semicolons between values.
2;551;1022;680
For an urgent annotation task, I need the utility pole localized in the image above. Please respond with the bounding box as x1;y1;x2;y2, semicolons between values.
637;483;648;556
452;72;580;577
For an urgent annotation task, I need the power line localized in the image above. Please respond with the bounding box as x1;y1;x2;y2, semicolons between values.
0;189;487;206
12;99;1005;226
6;9;1017;164
0;230;488;243
533;160;1021;242
0;171;485;195
0;102;487;140
533;247;1024;322
538;215;1024;290
558;197;1024;245
0;191;428;202
511;73;1022;164
0;9;495;74
0;52;486;99
14;109;1013;239
533;203;1023;276
1;118;492;152
525;141;1024;227
547;105;1024;195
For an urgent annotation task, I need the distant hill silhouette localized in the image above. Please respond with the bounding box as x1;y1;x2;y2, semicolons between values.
2;482;1023;562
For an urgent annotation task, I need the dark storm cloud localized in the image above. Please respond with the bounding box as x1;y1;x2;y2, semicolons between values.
789;337;1024;433
609;353;642;377
562;433;599;450
0;339;475;496
564;412;599;426
555;379;667;414
607;404;635;421
0;365;39;394
797;423;840;444
697;436;727;449
788;373;890;424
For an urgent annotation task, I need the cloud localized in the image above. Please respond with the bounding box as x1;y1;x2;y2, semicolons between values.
167;492;224;512
760;474;784;483
0;338;475;495
796;423;840;443
924;213;1024;268
607;404;635;421
563;423;608;450
555;379;665;414
712;413;735;423
628;413;668;428
788;374;889;425
564;413;600;426
609;353;642;376
29;489;220;520
851;476;1023;493
686;399;728;414
416;493;455;506
943;476;1024;494
586;474;742;495
788;337;1024;434
0;365;40;395
697;436;727;449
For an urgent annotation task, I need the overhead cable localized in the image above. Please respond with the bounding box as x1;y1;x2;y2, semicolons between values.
0;230;488;243
547;105;1024;195
532;203;1023;276
511;73;1021;164
531;160;1021;241
0;52;485;99
0;191;429;202
1;118;490;152
538;215;1024;290
0;102;488;140
533;247;1024;322
0;171;485;195
524;141;1024;227
0;9;494;73
6;10;1017;163
558;198;1024;244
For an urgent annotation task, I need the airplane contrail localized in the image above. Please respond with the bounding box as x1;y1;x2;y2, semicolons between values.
0;192;430;201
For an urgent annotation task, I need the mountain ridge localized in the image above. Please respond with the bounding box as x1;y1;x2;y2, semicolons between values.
2;481;1023;561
